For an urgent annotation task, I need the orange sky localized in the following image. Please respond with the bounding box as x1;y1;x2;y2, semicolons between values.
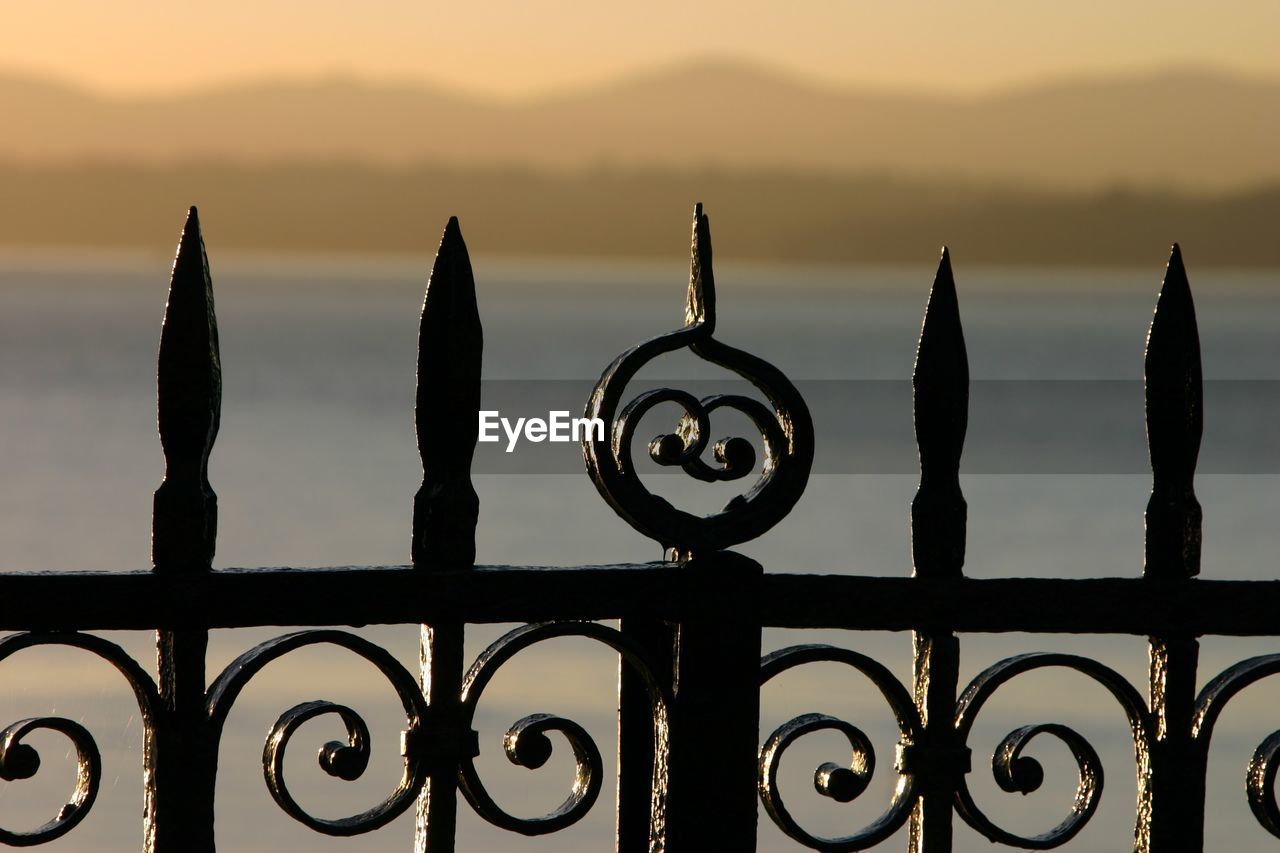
4;0;1279;97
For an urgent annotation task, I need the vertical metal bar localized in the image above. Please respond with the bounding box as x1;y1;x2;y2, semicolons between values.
413;217;481;853
908;248;969;853
150;206;221;852
666;551;762;851
616;615;674;853
659;215;762;850
616;209;706;852
1139;244;1205;853
416;624;466;853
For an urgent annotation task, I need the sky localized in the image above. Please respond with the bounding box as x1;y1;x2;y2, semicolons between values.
4;0;1280;97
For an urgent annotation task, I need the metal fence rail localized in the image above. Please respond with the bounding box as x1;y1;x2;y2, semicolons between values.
0;203;1275;852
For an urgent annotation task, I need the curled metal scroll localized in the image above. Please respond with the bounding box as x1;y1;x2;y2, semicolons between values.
0;632;160;846
1193;653;1280;839
757;644;922;851
458;622;671;837
206;630;430;836
583;204;814;558
0;717;100;846
954;653;1151;849
1248;730;1280;838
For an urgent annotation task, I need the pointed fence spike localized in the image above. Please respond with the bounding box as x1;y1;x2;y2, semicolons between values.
153;206;221;572
911;247;969;578
1144;243;1202;578
412;216;482;568
684;202;716;331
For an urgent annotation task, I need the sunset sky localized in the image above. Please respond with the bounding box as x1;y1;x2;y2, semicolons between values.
5;0;1280;96
4;1;1278;262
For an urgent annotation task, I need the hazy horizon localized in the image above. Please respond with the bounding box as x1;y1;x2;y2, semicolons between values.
6;0;1280;270
4;52;1279;103
4;163;1278;268
3;53;1278;264
4;56;1277;188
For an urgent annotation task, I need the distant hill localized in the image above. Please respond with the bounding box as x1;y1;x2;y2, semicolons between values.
2;162;1276;267
1;59;1278;190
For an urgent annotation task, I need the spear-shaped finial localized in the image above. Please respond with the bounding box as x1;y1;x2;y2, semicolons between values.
153;206;221;572
1144;243;1202;578
911;248;969;578
684;203;716;332
412;217;482;568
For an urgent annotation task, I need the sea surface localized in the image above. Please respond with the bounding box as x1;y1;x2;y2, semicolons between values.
1;248;1279;851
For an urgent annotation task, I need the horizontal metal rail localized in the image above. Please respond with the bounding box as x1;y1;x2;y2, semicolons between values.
3;566;1278;635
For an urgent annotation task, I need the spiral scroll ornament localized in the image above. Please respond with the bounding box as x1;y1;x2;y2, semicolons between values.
456;622;671;838
206;630;432;836
1193;653;1280;840
953;653;1152;849
0;717;100;846
583;204;814;559
757;645;922;851
1247;731;1280;837
0;632;161;846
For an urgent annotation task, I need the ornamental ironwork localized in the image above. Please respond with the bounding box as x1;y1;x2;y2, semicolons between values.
0;204;1273;853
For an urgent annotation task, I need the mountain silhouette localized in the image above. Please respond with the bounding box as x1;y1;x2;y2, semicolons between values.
2;58;1277;190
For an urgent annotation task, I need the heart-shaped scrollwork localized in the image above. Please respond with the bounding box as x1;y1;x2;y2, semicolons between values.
583;204;814;559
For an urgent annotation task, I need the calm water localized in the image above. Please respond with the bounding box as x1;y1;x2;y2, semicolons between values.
1;249;1278;851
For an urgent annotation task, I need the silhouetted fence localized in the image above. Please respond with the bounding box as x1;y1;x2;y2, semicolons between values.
0;203;1276;852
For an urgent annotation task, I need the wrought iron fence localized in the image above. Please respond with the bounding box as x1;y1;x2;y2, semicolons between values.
0;202;1276;852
